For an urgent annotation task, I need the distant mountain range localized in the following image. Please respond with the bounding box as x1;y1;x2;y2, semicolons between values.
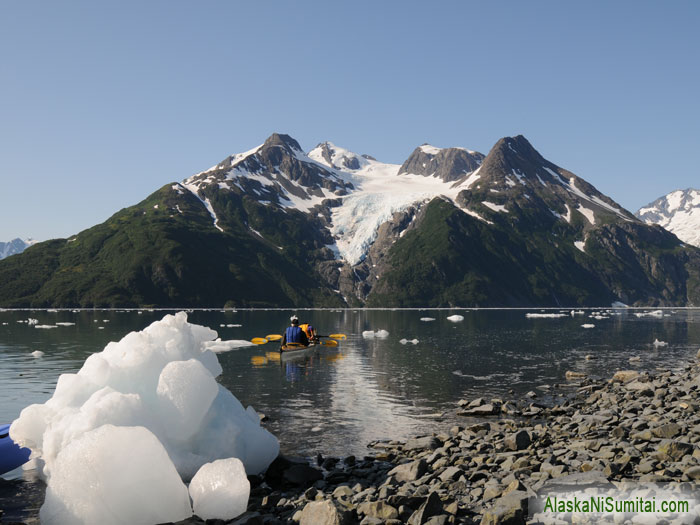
0;133;698;308
637;189;700;248
0;238;36;260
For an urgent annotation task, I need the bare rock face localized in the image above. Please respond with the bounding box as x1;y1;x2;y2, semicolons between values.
399;145;484;182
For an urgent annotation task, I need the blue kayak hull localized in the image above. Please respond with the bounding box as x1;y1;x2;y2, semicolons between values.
0;423;31;476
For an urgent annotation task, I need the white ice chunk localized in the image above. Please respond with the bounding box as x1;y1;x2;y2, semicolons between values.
653;338;668;347
10;312;279;518
581;324;595;329
189;458;250;521
362;329;390;339
204;339;255;353
156;359;219;442
634;310;664;318
446;315;464;322
39;425;192;525
526;313;568;318
32;350;45;358
420;317;436;322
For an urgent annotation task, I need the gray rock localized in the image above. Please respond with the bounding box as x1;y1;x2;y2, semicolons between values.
612;370;640;382
357;501;399;520
541;471;613;490
656;440;694;461
404;436;441;451
480;490;529;525
407;491;443;525
332;485;354;499
423;516;449;525
388;459;428;482
458;403;499;416
438;466;462;482
504;430;531;451
299;500;353;525
684;466;700;480
651;422;682;439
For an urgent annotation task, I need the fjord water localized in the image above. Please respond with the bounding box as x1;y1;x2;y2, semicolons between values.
2;308;700;464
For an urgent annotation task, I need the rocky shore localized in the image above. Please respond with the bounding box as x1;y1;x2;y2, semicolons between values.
3;357;700;524
177;355;700;525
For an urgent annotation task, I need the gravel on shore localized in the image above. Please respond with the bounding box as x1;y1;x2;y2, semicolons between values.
175;357;700;525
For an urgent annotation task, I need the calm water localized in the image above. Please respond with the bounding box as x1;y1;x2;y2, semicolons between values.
0;309;700;521
1;308;699;464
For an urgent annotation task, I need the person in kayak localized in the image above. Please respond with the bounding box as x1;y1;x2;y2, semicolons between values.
299;321;318;343
281;315;309;348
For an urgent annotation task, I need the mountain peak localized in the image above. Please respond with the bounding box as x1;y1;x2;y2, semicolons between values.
637;188;700;247
262;133;303;153
399;144;484;182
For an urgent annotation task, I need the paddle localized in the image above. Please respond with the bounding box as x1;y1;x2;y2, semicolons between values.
319;334;347;340
251;333;346;345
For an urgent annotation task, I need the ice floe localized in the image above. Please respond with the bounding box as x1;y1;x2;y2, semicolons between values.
10;312;279;524
362;329;390;339
446;315;464;322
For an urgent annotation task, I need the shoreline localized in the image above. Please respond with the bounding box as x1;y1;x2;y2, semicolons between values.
2;355;699;524
183;353;700;525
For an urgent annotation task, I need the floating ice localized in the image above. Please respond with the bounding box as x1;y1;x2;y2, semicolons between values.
653;339;668;347
419;317;436;322
189;458;250;521
31;350;45;358
204;339;256;353
27;318;39;325
635;310;664;318
446;315;464;322
362;329;390;339
399;339;419;345
526;313;568;319
35;325;58;329
11;312;279;523
581;324;595;329
40;425;192;525
55;322;76;326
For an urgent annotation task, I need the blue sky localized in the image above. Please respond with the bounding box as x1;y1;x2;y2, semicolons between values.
1;1;698;241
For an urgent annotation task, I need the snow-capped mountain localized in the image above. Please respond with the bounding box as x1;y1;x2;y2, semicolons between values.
0;238;36;260
636;189;700;248
2;133;699;308
179;134;637;268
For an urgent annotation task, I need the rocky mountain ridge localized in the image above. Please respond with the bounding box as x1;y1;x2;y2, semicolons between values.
0;134;698;308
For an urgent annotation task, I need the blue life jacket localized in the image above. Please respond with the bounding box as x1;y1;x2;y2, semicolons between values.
285;326;305;343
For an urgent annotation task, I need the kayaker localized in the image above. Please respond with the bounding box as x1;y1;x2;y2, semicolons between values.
281;315;309;348
300;321;318;343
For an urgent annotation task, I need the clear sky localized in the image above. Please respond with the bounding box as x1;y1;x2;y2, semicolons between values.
1;1;698;241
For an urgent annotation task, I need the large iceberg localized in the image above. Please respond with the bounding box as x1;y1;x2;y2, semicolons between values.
10;312;279;524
